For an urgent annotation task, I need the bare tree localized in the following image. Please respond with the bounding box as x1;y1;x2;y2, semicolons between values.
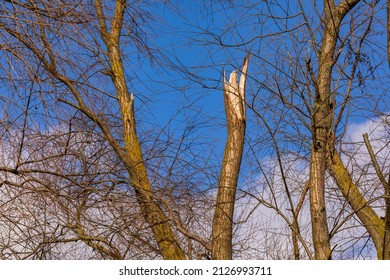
1;0;389;260
0;0;188;259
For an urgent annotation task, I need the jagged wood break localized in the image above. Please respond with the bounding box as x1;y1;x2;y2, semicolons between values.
212;54;249;260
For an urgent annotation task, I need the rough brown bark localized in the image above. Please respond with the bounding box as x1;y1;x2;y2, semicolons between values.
309;0;361;260
309;148;331;259
211;55;249;260
309;0;336;260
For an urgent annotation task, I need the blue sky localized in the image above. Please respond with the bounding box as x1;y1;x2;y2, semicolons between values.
0;0;388;185
108;1;390;196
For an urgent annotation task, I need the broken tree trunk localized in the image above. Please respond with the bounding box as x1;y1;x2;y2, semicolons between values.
212;54;249;260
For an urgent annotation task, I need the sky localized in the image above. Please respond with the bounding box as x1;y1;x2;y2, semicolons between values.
130;0;389;137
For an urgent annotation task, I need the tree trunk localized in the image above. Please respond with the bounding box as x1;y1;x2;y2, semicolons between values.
309;147;331;259
327;149;384;259
309;0;361;259
309;0;336;260
94;0;185;259
212;55;249;260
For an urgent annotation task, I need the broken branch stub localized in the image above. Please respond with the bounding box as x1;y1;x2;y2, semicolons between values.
212;54;249;260
223;54;249;121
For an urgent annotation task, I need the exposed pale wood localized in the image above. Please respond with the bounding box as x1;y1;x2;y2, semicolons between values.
212;54;249;260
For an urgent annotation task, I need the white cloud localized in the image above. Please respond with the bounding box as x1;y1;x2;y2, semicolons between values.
345;114;389;145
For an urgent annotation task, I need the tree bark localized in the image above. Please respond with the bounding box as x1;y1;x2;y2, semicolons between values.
212;55;249;260
309;0;360;259
327;149;385;259
309;0;336;260
94;0;185;260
